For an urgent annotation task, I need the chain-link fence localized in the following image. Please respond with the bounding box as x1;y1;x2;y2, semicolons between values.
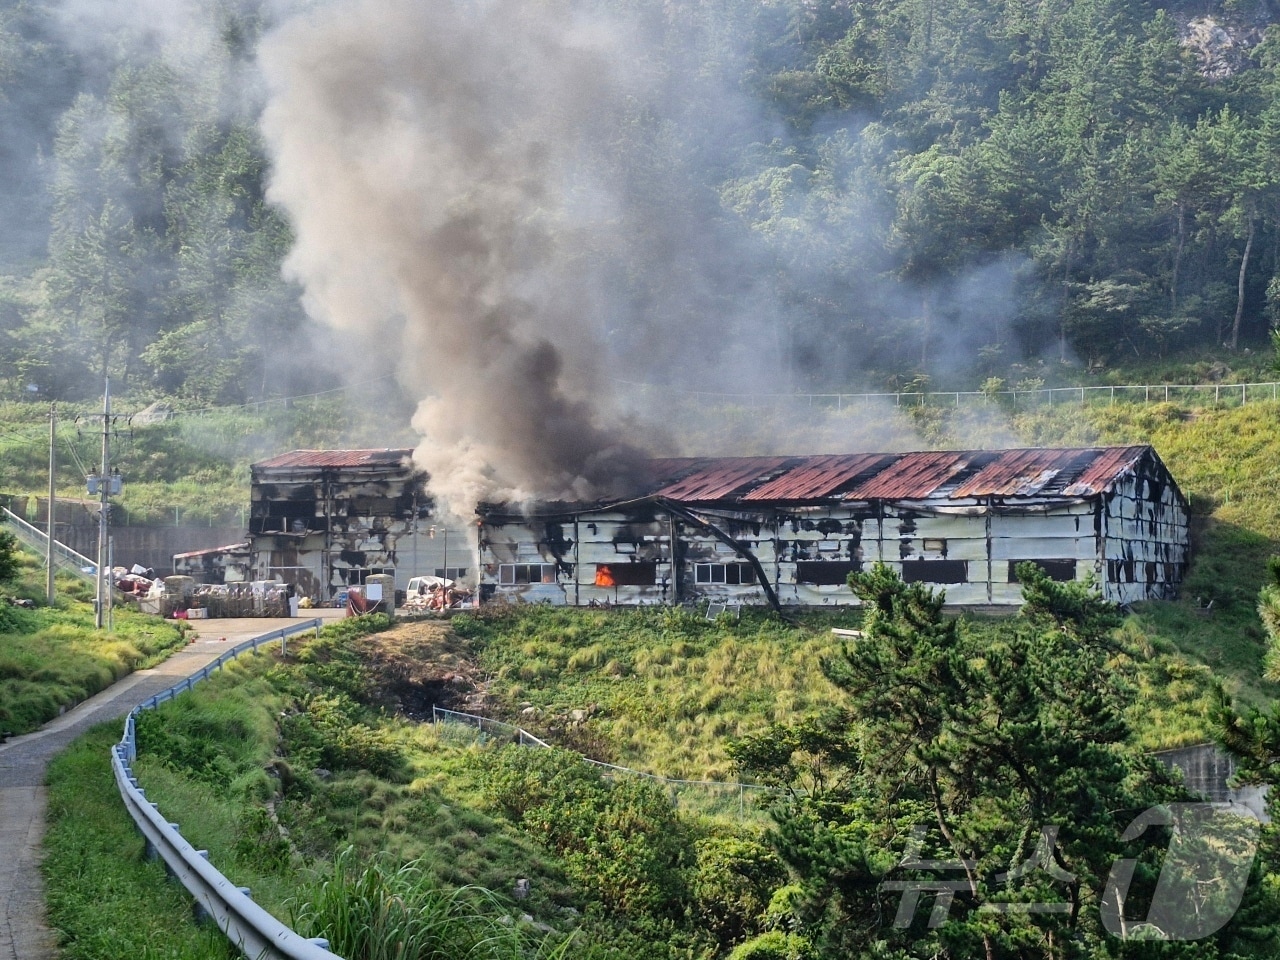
616;379;1280;413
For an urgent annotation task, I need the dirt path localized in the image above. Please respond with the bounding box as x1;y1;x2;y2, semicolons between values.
0;616;325;960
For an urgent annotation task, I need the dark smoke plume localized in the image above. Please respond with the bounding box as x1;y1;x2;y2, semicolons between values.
258;0;1029;514
259;0;697;513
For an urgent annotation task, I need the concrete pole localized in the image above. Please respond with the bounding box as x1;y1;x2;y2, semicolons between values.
45;403;55;606
95;379;110;630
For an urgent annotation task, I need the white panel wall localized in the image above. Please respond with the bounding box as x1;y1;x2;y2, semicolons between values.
477;480;1187;608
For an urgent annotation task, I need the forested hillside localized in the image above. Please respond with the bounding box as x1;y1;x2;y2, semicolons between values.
1;0;1280;405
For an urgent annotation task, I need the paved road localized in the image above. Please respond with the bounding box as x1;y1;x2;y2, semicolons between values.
0;616;328;960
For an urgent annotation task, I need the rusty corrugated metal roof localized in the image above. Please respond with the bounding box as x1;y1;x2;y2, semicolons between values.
1061;445;1149;496
653;456;793;501
841;451;974;500
253;449;413;470
638;446;1158;504
742;453;895;501
951;448;1096;498
172;542;249;559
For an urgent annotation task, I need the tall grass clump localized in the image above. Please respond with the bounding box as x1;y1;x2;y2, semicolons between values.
292;847;570;960
44;723;238;960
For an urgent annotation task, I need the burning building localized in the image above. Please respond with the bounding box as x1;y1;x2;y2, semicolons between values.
246;449;468;599
234;444;1188;609
477;445;1189;608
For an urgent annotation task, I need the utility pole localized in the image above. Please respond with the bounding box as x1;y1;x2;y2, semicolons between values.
46;402;55;606
86;379;120;631
95;380;110;629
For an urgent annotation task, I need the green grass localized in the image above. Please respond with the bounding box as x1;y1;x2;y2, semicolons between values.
131;635;579;928
130;654;308;922
42;723;237;960
291;848;569;960
0;550;187;735
453;605;850;781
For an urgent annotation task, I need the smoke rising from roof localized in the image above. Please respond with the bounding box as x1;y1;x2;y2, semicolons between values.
259;0;703;512
257;0;1030;513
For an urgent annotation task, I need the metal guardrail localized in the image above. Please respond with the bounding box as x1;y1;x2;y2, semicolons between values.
432;706;776;819
111;619;344;960
1;506;96;582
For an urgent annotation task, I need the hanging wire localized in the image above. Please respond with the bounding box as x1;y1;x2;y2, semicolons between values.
0;426;44;446
61;428;91;481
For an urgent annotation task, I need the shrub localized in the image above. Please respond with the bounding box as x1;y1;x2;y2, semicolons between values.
291;847;564;960
281;693;405;779
0;527;18;583
691;836;787;948
483;747;692;919
727;931;813;960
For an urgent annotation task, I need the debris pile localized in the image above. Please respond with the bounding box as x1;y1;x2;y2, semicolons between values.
402;575;473;613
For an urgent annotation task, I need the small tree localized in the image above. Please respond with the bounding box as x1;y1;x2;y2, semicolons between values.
730;563;1214;959
0;519;19;584
1255;556;1280;681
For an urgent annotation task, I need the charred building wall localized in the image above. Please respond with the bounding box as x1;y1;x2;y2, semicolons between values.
476;446;1189;608
247;449;470;599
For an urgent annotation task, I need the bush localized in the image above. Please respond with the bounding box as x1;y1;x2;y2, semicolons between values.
484;747;692;919
727;931;813;960
281;693;404;779
0;527;18;583
691;835;787;948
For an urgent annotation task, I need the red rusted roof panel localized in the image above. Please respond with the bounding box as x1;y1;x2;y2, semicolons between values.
951;448;1091;498
652;456;793;501
842;451;974;500
742;453;895;501
1061;445;1148;496
253;449;412;469
173;542;249;559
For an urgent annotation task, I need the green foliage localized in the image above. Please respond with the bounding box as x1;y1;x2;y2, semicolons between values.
0;526;18;584
459;605;845;779
0;597;185;734
292;847;567;960
7;0;1280;399
136;668;282;789
281;692;405;779
483;747;691;919
1259;555;1280;680
726;931;813;960
43;724;238;960
690;835;788;947
728;565;1270;958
